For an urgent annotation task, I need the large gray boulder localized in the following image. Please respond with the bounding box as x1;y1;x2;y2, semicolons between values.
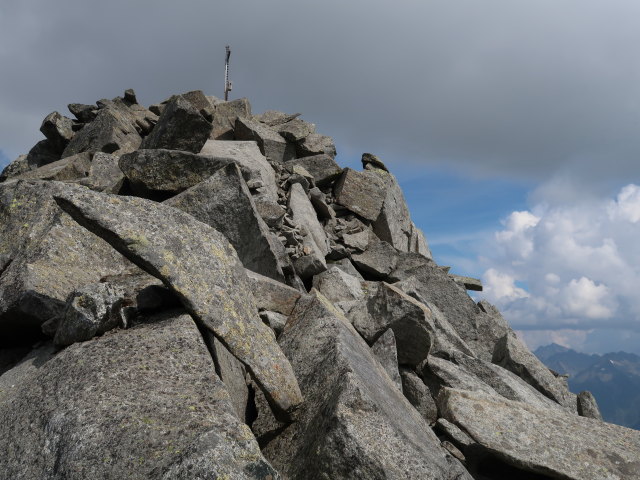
371;328;402;390
0;312;279;479
295;133;336;158
333;168;386;221
577;390;603;420
260;292;472;480
438;388;640;480
16;152;91;182
166;163;289;282
40;111;75;153
311;266;364;304
493;333;576;411
78;152;125;193
0;181;131;346
245;269;303;315
356;283;474;366
211;97;251;139
351;238;399;279
0;155;30;182
235;117;295;163
119;149;231;195
62;106;142;158
199;139;278;202
276;118;315;142
54;188;303;420
400;367;438;424
140;95;212;153
285;154;342;187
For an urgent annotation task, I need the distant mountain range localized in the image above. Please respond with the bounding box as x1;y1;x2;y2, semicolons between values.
535;343;640;429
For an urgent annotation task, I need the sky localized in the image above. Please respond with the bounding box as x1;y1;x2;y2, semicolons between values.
2;0;640;354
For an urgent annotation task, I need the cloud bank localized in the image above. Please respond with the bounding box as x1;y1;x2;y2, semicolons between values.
480;184;640;353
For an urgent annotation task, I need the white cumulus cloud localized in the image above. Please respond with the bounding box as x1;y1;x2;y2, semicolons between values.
479;184;640;353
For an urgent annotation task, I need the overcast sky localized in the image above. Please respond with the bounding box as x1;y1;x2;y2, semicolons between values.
2;0;640;353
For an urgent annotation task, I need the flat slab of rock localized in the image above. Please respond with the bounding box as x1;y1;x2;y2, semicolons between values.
450;274;483;291
200;140;278;202
15;152;91;182
400;367;438;424
140;94;212;153
62;106;142;158
371;328;402;390
351;239;399;279
285;154;341;187
357;283;474;366
493;333;576;411
54;188;303;420
261;292;472;480
295;133;336;158
79;152;125;193
119;149;231;195
166;163;287;282
0;312;279;479
438;387;640;480
333;168;386;221
245;269;302;315
211;98;251;139
0;181;131;346
235;117;295;163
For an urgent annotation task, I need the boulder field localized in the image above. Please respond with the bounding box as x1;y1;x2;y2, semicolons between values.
1;89;638;479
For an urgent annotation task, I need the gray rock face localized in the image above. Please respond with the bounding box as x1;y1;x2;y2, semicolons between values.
276;118;315;142
261;292;472;480
68;103;98;123
288;183;329;277
371;328;402;390
254;110;300;126
140;95;212;153
390;263;494;360
166;163;288;282
577;390;603;420
311;265;364;304
119;148;230;195
40;111;75;153
79;152;125;193
352;239;399;279
200;139;278;202
357;283;473;366
295;133;336;158
0;181;131;346
235;117;295;163
206;331;250;422
0;312;279;480
0;155;30;182
285;154;342;187
62;106;142;158
493;333;576;411
449;274;483;291
245;269;303;315
211;97;251;139
27;139;61;168
54;188;303;420
370;168;416;252
400;367;438;424
16;152;91;182
438;388;640;480
53;281;126;346
333;168;386;221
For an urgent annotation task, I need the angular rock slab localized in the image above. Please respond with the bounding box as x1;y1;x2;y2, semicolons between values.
438;388;640;480
262;292;472;480
140;94;212;153
62;106;142;158
235;117;295;164
493;333;576;411
0;181;130;346
0;313;279;480
166;163;287;282
119;149;231;195
200;139;278;202
285;154;342;187
16;152;91;182
54;188;303;420
333;168;386;221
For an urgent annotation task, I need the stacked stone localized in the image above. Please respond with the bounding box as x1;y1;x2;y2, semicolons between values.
0;90;638;480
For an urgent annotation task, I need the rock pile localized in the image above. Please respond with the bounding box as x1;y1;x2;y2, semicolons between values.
1;90;639;479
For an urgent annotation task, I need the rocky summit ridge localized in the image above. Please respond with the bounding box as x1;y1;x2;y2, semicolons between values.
0;89;638;480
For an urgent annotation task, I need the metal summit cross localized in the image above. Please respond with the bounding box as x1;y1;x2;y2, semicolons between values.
224;45;232;101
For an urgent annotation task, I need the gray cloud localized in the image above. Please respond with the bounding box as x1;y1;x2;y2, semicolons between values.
2;0;640;187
